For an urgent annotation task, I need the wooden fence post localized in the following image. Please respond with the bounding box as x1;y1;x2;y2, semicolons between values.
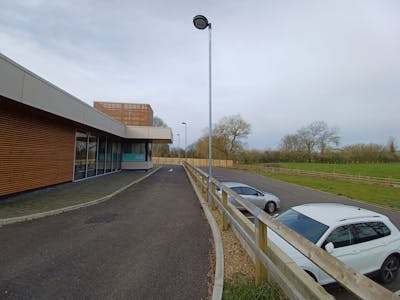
211;181;217;210
201;176;207;199
255;218;268;285
222;190;229;230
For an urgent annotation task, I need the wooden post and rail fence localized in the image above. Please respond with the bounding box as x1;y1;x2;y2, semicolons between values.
253;165;400;188
154;157;399;187
153;157;233;168
183;161;398;300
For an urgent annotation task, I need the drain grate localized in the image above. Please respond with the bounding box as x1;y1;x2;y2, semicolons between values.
85;213;118;224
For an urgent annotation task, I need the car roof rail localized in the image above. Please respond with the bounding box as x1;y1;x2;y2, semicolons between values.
339;215;381;222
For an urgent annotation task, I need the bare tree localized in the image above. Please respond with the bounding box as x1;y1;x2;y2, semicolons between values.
280;121;340;162
153;115;168;127
152;116;169;157
297;121;340;161
387;137;397;154
213;114;251;159
193;114;251;160
280;134;305;152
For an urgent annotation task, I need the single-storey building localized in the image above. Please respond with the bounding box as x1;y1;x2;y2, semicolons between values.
0;53;172;197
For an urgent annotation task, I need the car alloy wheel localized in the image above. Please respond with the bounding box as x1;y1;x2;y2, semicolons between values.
380;255;400;284
264;201;276;214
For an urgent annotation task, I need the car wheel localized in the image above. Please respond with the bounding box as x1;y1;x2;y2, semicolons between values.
379;255;399;284
264;201;276;214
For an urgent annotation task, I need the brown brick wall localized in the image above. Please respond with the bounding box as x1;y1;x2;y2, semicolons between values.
0;98;75;197
94;102;153;126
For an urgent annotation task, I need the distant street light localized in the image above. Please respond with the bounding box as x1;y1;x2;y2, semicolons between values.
181;122;187;159
176;133;181;159
193;15;213;201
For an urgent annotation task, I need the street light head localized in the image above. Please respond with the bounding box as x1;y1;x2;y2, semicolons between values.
193;15;210;30
181;122;187;125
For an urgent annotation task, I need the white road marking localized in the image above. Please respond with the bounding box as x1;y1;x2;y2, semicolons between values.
395;289;400;295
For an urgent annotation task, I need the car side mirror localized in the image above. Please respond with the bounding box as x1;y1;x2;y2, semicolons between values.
325;242;335;253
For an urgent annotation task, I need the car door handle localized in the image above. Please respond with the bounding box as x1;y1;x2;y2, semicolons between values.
352;249;360;254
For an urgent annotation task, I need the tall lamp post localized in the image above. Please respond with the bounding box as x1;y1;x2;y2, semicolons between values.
181;122;187;159
193;15;212;200
176;133;181;159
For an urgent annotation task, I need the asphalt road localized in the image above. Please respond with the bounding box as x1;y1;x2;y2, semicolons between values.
0;166;211;300
210;167;400;298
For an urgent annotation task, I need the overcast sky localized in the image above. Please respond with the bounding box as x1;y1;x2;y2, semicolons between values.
1;0;399;149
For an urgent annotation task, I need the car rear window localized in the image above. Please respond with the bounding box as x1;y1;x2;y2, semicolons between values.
277;209;329;243
353;222;391;244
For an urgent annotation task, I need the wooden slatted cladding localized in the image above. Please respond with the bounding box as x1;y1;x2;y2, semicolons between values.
0;98;75;197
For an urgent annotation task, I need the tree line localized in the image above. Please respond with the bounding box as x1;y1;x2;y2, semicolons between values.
152;116;399;164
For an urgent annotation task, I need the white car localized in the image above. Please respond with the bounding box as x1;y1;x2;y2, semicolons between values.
269;203;400;285
218;182;281;214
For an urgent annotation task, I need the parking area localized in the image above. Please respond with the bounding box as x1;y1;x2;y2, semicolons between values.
209;167;400;299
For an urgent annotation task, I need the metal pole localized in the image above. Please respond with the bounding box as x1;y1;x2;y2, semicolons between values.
177;133;180;159
182;122;187;159
208;24;212;203
184;124;187;159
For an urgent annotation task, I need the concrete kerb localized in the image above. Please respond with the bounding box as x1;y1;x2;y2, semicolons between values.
183;165;224;300
0;167;161;227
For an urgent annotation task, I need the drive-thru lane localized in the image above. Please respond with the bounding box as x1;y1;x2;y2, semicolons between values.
0;166;211;299
209;167;400;299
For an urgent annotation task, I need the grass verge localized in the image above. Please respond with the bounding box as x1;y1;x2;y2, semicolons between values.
223;273;283;300
238;165;400;210
209;203;283;299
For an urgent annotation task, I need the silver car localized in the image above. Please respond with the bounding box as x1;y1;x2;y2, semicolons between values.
218;181;281;214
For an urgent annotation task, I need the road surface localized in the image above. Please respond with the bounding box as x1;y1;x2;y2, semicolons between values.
0;166;211;299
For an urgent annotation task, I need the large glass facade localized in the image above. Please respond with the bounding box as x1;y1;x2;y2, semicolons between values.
74;131;88;180
106;141;112;173
97;137;106;175
123;142;146;162
73;131;122;181
87;135;97;177
117;143;122;170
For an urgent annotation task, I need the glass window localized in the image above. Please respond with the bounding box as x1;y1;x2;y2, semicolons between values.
231;187;243;194
147;142;152;161
74;131;88;180
87;135;97;177
123;142;146;161
322;225;354;249
112;142;118;172
277;209;329;244
117;142;122;170
353;222;391;244
106;139;112;172
241;187;259;196
97;137;106;175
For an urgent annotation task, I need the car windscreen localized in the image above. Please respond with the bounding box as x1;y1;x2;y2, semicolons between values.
276;209;329;244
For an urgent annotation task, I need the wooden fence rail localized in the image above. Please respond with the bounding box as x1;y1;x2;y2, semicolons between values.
183;162;398;300
263;166;400;187
153;157;233;168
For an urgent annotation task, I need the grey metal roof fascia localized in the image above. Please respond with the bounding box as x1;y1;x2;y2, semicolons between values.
0;53;125;137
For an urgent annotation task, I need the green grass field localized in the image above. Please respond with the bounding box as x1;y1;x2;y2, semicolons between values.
239;165;400;210
278;162;400;179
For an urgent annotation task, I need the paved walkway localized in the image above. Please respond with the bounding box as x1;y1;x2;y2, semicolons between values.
0;166;211;299
0;170;153;219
